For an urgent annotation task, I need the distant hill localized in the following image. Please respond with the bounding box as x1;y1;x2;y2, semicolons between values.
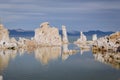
9;29;114;37
9;29;34;37
84;30;114;36
59;30;114;36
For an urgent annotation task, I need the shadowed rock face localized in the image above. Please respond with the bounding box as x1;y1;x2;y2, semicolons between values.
34;22;61;46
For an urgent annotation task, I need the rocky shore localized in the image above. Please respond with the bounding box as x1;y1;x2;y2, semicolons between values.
0;22;120;54
0;22;62;49
92;32;120;52
0;22;77;54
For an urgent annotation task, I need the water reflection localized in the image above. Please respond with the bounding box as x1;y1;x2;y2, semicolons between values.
0;49;17;72
0;44;78;72
34;47;61;65
62;44;78;60
76;44;91;55
80;48;90;55
0;75;3;80
93;51;120;69
0;44;120;80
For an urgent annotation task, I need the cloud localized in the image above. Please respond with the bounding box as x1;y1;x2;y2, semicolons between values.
0;0;120;13
0;0;120;31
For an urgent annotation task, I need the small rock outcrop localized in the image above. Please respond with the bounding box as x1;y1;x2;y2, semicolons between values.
92;34;97;41
0;24;10;48
62;25;69;44
0;24;9;43
74;32;87;44
92;32;120;52
34;22;61;46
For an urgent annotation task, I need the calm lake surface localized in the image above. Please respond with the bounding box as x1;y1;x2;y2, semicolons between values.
0;36;120;80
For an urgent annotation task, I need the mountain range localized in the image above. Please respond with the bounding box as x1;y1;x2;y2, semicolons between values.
9;29;114;37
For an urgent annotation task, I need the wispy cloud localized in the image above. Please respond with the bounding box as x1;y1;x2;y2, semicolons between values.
0;0;120;31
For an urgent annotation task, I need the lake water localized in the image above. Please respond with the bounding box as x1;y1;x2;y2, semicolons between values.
0;36;120;80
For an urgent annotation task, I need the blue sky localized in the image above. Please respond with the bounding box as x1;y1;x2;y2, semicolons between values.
0;0;120;31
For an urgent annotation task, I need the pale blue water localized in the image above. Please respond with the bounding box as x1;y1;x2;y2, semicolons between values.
0;36;120;80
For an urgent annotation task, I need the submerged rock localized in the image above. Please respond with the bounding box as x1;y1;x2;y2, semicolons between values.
34;22;61;46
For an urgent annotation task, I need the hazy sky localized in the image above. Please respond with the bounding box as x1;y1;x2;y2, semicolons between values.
0;0;120;31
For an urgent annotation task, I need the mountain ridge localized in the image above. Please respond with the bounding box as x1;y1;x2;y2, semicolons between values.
9;29;114;37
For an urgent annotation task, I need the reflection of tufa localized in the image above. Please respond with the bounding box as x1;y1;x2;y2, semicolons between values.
62;44;77;60
93;51;120;69
34;47;61;65
80;48;90;55
0;49;17;71
0;75;3;80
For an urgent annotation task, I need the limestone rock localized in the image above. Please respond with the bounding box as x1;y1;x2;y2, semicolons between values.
17;37;36;49
0;24;9;47
80;32;87;41
92;34;97;41
62;25;69;44
74;31;87;44
93;32;120;52
34;22;61;46
10;37;17;43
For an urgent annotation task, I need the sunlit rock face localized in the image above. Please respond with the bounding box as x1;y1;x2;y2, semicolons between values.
93;32;120;52
0;24;18;49
62;25;69;44
34;22;61;46
0;24;9;47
